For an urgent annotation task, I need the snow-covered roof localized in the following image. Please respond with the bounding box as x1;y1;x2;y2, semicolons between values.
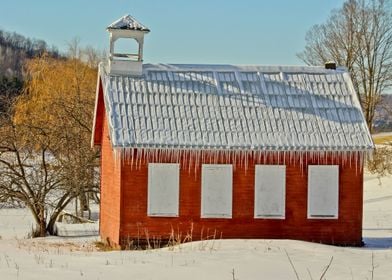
97;63;373;152
107;15;150;32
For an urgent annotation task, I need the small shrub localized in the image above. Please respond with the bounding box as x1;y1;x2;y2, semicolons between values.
367;145;392;180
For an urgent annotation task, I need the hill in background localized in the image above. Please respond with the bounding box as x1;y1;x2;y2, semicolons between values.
374;94;392;133
0;29;62;111
0;29;61;78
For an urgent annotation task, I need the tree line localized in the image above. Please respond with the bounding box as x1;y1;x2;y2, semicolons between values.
0;29;61;78
0;29;62;112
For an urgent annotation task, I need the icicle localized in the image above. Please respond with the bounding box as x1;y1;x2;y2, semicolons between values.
305;151;310;167
143;148;147;166
130;148;134;171
317;151;320;165
187;150;191;174
113;147;120;169
136;148;140;170
194;150;198;176
134;148;138;169
190;150;194;174
345;151;348;166
183;150;187;172
340;151;344;166
243;150;247;169
142;148;145;164
244;150;248;174
138;148;143;170
152;148;156;162
299;151;303;173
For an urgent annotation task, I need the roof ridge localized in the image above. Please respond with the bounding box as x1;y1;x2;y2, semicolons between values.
107;14;150;32
140;63;348;74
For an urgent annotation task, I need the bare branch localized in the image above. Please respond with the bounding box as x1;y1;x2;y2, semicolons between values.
298;0;392;132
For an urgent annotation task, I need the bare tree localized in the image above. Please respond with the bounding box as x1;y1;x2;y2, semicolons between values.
0;95;99;237
15;51;100;218
298;0;392;132
0;99;77;236
67;38;106;68
0;47;100;236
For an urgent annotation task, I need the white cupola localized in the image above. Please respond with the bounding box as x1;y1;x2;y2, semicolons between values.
107;14;150;76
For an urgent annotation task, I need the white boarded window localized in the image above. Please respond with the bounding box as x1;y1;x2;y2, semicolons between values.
254;165;286;219
308;165;339;219
148;163;179;217
201;164;232;218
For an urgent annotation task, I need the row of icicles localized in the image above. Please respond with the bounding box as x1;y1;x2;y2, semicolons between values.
113;148;371;175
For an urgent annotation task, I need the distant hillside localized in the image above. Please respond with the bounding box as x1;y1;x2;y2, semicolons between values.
374;94;392;133
0;29;62;112
0;29;61;78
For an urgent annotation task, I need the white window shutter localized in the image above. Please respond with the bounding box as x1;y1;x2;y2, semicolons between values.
201;164;233;218
254;165;286;218
308;165;339;219
147;163;180;217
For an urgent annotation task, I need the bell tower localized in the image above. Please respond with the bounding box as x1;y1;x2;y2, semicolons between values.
107;14;150;76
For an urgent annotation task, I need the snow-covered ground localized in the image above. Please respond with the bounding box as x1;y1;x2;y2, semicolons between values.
363;173;392;249
0;173;391;280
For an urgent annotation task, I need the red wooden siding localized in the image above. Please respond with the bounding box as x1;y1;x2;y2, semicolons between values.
92;80;104;146
108;151;363;247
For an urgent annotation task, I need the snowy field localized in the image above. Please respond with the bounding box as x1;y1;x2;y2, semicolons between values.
0;173;391;280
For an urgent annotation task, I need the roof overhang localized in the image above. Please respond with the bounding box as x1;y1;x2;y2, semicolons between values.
91;64;105;147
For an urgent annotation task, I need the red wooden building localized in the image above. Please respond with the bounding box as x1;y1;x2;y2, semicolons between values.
92;15;374;247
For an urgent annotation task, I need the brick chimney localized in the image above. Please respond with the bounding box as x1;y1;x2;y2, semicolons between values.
325;61;337;70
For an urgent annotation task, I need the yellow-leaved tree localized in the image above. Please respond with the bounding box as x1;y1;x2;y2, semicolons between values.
0;50;99;237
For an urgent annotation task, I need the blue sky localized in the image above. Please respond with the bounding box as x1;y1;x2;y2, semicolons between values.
0;0;345;65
